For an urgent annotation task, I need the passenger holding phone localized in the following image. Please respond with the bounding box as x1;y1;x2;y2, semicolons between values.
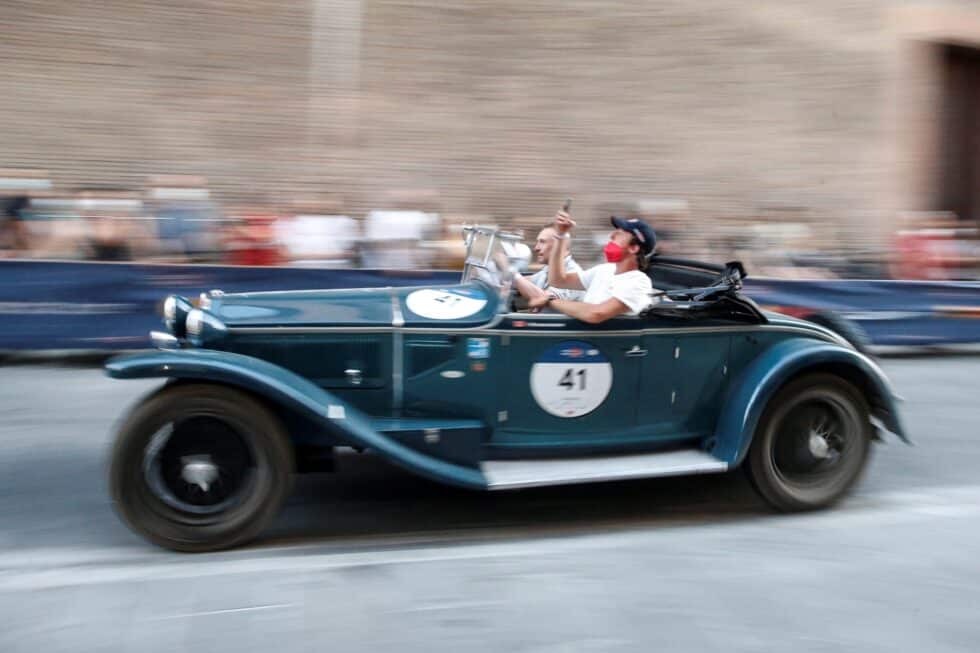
527;207;659;323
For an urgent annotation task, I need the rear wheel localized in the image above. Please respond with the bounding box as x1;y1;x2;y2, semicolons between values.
109;384;293;552
746;373;872;511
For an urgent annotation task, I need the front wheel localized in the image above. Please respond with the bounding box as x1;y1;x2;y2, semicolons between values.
109;383;293;552
745;373;872;511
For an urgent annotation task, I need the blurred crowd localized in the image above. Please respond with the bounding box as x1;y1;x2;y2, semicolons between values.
0;171;469;270
3;169;980;280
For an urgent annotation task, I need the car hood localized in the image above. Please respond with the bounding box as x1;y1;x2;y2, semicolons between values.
208;282;500;329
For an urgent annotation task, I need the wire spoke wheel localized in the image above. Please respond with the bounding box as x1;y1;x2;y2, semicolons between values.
771;398;854;485
747;373;872;511
143;416;256;517
110;384;293;552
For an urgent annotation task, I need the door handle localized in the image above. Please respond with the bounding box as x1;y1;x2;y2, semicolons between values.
624;345;648;358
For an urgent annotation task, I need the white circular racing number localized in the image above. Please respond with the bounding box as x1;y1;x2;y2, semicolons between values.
405;288;488;320
530;341;613;418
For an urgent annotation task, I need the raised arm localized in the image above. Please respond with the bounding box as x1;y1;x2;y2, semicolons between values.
546;211;585;291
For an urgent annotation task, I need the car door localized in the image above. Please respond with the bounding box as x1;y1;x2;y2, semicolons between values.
491;314;646;453
666;331;731;436
638;315;732;442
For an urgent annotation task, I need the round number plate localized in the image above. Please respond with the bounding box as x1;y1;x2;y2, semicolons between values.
530;341;613;418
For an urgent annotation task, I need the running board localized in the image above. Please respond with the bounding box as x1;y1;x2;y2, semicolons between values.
482;450;728;490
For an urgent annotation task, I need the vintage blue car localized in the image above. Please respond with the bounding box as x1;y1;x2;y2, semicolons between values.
106;227;908;551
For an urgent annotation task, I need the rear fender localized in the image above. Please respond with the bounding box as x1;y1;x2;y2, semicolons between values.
713;338;908;467
105;350;487;489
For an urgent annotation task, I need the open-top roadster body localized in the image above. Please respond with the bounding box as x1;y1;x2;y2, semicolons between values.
107;227;907;551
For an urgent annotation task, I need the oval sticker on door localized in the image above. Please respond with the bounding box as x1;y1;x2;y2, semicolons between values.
529;341;613;418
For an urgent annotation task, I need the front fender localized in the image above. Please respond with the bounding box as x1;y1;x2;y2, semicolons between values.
105;350;488;490
713;338;908;467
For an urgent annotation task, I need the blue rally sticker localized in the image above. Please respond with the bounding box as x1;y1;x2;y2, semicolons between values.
467;337;491;359
530;341;613;418
537;342;606;364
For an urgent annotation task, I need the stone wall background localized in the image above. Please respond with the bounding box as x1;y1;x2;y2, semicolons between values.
2;0;977;245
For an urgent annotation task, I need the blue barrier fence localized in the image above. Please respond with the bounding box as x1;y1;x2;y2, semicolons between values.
2;260;979;349
0;260;456;350
745;278;980;347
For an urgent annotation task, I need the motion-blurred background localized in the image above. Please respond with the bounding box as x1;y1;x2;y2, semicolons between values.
4;6;980;652
3;1;980;279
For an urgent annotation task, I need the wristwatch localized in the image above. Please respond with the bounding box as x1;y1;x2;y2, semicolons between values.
545;292;560;306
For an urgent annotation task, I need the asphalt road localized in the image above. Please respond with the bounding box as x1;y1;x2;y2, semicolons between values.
1;356;978;652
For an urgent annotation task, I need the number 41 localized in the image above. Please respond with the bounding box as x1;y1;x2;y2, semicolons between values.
559;368;586;391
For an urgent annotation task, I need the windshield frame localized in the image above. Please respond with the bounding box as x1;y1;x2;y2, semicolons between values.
460;226;525;308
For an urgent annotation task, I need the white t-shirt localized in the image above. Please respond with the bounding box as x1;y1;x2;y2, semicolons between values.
578;263;654;315
527;255;585;301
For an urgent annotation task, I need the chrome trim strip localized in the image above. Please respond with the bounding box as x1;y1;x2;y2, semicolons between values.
226;310;630;334
229;311;508;335
226;323;844;344
231;326;395;333
390;291;405;414
390;293;405;328
500;312;566;320
482;450;728;490
225;284;433;297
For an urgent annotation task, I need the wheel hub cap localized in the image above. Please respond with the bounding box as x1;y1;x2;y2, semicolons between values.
180;455;219;492
807;432;831;459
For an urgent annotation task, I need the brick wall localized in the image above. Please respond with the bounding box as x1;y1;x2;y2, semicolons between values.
0;0;963;244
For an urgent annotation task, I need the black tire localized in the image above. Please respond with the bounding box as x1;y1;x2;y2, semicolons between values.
745;373;872;511
109;383;293;552
807;311;873;357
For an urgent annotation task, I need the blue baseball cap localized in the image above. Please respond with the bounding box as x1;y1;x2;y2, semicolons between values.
610;216;657;255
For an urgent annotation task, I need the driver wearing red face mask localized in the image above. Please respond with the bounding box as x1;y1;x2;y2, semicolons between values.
527;211;660;323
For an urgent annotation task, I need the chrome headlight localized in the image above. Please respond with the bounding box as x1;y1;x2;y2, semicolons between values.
185;308;227;345
163;295;193;337
186;308;204;336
